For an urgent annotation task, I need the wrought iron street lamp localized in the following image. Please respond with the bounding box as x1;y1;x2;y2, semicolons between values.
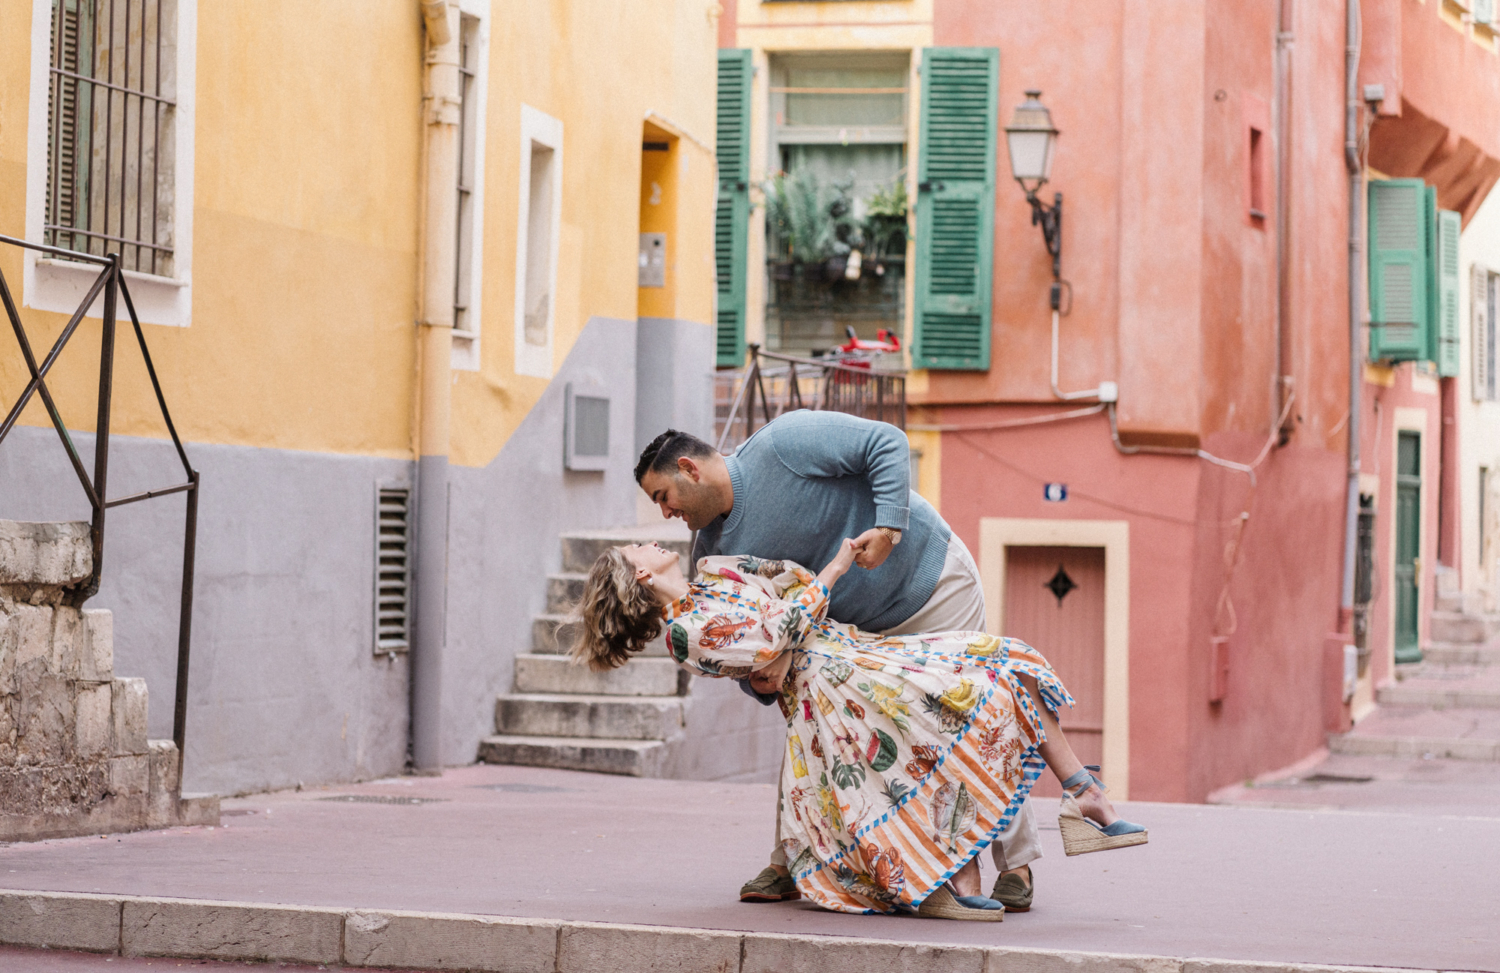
1005;90;1063;290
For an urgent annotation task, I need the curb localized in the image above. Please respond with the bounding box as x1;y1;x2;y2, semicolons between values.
0;888;1446;973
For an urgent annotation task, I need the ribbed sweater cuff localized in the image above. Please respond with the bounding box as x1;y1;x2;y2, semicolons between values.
874;504;909;531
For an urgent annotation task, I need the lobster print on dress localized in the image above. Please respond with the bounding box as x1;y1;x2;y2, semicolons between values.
662;555;1073;915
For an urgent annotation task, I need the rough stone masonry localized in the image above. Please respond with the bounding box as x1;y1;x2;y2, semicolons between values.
0;520;215;840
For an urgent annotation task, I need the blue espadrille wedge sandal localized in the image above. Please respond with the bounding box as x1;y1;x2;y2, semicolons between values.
1057;765;1148;856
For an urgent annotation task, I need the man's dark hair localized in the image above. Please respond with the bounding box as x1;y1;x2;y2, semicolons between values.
635;429;715;484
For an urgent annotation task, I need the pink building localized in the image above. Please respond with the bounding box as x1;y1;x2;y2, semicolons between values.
717;0;1500;802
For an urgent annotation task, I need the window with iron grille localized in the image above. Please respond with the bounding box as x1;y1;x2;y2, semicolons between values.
46;0;177;276
375;488;412;654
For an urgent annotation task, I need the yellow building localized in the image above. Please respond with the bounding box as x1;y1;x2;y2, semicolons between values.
0;0;721;792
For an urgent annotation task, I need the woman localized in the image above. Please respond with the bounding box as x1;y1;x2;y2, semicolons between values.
574;539;1146;919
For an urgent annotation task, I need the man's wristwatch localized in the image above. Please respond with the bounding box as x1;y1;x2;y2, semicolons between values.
877;526;902;545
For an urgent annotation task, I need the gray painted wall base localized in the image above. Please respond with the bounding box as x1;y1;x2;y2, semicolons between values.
0;427;412;796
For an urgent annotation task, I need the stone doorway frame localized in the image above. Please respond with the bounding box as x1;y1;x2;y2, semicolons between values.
978;517;1131;800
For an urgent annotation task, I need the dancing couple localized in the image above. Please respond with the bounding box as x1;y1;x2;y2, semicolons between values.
573;412;1146;919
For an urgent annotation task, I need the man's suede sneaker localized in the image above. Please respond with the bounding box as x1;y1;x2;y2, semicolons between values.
739;866;800;902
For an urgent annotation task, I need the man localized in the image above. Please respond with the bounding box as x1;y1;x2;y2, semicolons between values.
635;412;1040;911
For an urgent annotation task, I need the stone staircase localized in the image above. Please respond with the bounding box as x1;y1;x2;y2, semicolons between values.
478;525;696;777
1330;586;1500;762
0;520;218;840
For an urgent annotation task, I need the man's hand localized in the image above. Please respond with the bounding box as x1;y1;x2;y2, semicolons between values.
749;651;793;695
850;527;899;569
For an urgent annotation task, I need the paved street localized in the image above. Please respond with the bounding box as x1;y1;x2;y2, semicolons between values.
0;762;1495;972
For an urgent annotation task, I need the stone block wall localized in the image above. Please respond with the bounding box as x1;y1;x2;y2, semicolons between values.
0;521;217;840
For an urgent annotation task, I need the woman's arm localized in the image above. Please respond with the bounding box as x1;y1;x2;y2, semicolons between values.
816;537;857;592
746;539;858;694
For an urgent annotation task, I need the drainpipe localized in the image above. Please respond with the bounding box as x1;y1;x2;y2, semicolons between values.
1339;0;1363;629
1274;0;1294;441
411;0;459;771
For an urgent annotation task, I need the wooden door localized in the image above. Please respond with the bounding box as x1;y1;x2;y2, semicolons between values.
1003;546;1106;797
1395;432;1422;662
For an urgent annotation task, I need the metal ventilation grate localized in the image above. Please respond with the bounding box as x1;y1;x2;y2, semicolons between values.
375;488;411;653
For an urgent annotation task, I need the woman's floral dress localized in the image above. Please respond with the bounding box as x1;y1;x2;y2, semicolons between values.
662;555;1073;915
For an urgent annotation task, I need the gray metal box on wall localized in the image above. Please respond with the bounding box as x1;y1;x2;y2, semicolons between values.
638;233;666;287
565;384;610;471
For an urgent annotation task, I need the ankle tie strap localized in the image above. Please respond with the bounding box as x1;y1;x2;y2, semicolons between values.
1059;765;1105;798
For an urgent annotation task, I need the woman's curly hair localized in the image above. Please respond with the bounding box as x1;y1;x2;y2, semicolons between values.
571;547;664;671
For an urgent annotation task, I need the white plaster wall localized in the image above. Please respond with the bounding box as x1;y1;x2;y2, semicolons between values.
1457;188;1500;604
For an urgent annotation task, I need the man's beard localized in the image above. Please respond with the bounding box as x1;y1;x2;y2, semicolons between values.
675;476;719;530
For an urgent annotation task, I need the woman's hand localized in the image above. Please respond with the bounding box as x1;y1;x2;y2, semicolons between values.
816;538;857;592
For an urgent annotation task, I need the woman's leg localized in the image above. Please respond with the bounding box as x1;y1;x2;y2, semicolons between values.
1016;674;1123;827
951;857;982;897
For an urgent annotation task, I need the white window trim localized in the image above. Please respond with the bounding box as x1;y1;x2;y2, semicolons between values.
450;0;490;372
22;0;197;328
515;104;563;379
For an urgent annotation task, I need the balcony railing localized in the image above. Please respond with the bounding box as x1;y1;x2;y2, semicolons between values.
714;344;906;453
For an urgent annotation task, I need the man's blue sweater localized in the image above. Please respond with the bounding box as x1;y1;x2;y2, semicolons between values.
693;410;951;632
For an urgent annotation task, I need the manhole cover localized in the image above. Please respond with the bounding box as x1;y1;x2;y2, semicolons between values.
476;784;576;794
316;795;449;805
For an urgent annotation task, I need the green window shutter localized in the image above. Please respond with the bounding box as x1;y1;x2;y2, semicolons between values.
912;47;998;371
715;49;752;368
1434;208;1461;376
1367;178;1430;362
47;0;95;248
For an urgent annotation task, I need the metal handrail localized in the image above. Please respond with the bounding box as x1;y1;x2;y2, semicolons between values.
0;233;199;771
715;344;907;453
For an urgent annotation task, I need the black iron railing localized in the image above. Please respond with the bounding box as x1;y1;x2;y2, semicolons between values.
0;234;198;767
715;344;906;453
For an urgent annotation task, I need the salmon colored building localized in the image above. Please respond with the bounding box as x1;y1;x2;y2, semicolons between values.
716;0;1500;801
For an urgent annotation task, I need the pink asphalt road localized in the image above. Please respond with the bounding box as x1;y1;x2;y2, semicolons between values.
0;763;1495;972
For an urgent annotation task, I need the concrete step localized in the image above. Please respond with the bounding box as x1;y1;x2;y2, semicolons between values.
1429;610;1500;645
532;614;579;655
559;524;692;574
1421;641;1500;665
477;734;674;777
1378;684;1500;708
1379;667;1500;709
513;654;683;696
495;693;686;740
1329;705;1500;761
1433;591;1484;614
546;573;586;613
531;614;668;656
